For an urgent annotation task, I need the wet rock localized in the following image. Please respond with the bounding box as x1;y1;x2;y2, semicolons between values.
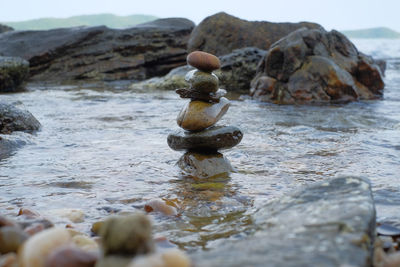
193;177;376;267
0;101;40;134
72;234;99;252
0;18;195;82
377;224;400;237
0;226;28;253
250;28;385;104
24;223;45;236
177;97;230;131
0;24;13;33
129;249;190;267
144;199;178;216
45;245;98;267
0;56;29;92
167;125;243;151
187;51;221;72
91;221;104;236
48;208;85;223
20;227;71;267
99;214;154;256
175;88;226;103
18;208;40;218
188;12;321;56
0;216;17;228
178;151;233;178
185;70;219;93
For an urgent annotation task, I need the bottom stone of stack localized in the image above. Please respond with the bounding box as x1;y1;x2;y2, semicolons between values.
167;125;243;152
178;151;233;179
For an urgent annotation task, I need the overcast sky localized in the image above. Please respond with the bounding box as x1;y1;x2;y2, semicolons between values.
1;0;399;32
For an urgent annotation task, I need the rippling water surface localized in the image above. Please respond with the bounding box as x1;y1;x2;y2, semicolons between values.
0;39;399;253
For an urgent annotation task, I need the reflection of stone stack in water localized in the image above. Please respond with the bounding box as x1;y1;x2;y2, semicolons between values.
167;51;243;178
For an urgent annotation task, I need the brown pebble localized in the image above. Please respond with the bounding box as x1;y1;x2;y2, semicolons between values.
0;226;29;254
0;252;18;267
44;245;98;267
24;223;45;236
187;51;220;72
0;216;16;228
18;208;40;218
144;199;177;216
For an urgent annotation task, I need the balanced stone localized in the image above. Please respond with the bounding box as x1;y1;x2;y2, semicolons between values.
185;70;219;93
177;97;230;131
178;151;233;178
176;88;227;103
187;51;221;72
167;125;243;151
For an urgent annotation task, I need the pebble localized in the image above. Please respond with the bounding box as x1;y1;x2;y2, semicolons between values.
95;256;133;267
187;51;221;72
99;214;154;256
24;223;45;236
144;199;178;216
0;226;29;254
19;227;71;267
48;208;85;223
177;97;230;131
176;88;226;103
18;208;40;218
44;245;98;267
178;151;233;178
168;125;243;151
0;252;18;267
0;216;17;227
185;70;219;93
128;249;190;267
72;235;99;252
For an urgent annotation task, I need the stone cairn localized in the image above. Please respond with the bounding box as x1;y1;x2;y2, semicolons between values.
167;51;243;178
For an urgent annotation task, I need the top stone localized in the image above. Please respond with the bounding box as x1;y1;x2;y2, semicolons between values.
187;51;221;72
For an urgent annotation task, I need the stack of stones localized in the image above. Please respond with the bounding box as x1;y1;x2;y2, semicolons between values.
167;51;243;178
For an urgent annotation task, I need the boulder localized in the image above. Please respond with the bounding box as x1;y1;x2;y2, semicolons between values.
192;177;376;267
188;12;321;56
131;47;266;92
0;18;195;82
0;24;13;33
0;101;40;134
250;28;385;104
0;56;29;92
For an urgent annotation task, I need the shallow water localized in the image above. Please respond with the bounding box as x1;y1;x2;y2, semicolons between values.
0;40;400;253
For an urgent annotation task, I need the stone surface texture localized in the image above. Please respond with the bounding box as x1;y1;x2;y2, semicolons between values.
177;97;230;131
250;28;385;104
0;18;194;82
167;125;243;151
187;51;221;72
0;101;40;134
0;56;29;92
185;70;219;93
188;12;321;56
192;177;376;267
178;152;233;178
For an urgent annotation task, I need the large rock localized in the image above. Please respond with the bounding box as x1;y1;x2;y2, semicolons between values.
193;177;376;267
0;18;195;82
0;24;13;33
0;56;29;92
131;47;267;92
0;101;40;134
250;28;385;104
187;12;321;56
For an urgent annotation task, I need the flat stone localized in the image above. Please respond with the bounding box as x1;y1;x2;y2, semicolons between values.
178;152;233;178
177;97;230;131
192;177;376;267
167;125;243;151
175;88;226;103
185;70;219;93
187;51;221;72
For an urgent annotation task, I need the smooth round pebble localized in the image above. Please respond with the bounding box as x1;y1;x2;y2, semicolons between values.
177;97;230;131
187;51;221;72
45;245;98;267
144;199;177;216
0;226;29;253
128;249;190;267
185;70;219;93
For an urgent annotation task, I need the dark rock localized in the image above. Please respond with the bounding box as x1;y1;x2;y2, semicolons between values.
193;177;376;267
45;245;98;267
188;12;321;56
167;125;243;151
0;24;13;33
0;101;40;134
0;18;195;82
251;28;385;104
99;214;154;256
0;56;29;92
176;88;226;103
0;226;29;253
132;47;266;92
178;151;233;178
185;70;219;93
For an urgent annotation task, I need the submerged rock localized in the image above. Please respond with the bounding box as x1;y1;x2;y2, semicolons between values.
193;177;376;267
178;151;233;178
250;28;385;104
0;56;29;92
0;18;194;82
167;125;243;151
188;12;321;56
